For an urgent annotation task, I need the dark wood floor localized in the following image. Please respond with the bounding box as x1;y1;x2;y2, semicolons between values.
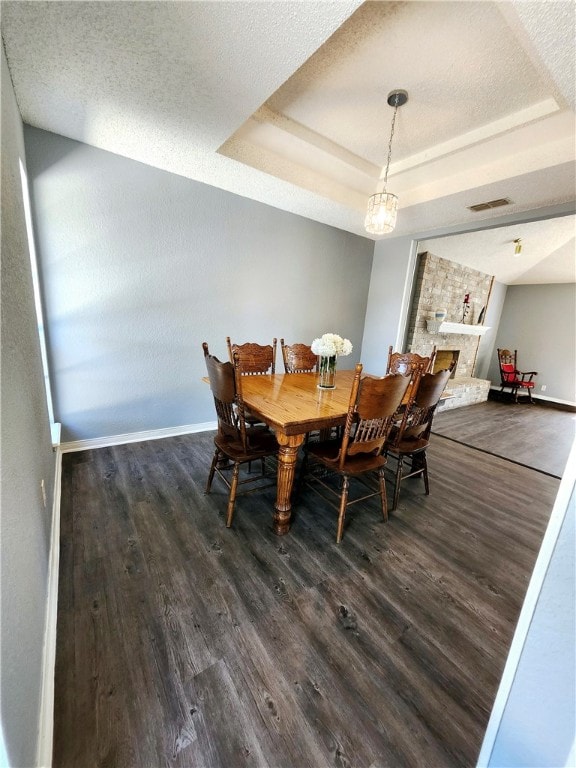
54;431;559;768
434;399;575;478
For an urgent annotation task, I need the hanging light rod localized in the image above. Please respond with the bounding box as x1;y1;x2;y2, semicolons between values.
365;89;408;236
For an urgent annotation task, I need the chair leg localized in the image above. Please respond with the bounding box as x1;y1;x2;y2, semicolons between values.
336;476;349;544
502;385;516;404
409;453;428;494
378;467;388;523
421;453;429;494
226;463;240;528
392;454;403;511
206;448;220;493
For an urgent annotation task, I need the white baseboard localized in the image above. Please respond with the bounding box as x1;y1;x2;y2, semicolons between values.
36;449;62;768
489;385;575;408
60;421;217;453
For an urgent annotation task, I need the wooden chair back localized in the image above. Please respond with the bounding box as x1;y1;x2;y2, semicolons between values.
387;345;436;403
203;342;248;449
391;367;452;446
497;348;517;382
280;339;318;373
386;345;436;376
336;365;412;470
226;337;276;374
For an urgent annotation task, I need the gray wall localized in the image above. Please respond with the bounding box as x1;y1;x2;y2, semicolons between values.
23;127;374;442
487;283;576;403
475;280;508;379
488;482;575;767
1;45;56;767
360;235;417;373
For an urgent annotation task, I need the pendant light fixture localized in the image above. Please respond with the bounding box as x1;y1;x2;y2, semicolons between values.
365;89;408;236
514;238;522;255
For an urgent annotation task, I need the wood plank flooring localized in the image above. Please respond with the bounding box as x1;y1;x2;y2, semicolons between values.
434;399;575;478
54;432;559;768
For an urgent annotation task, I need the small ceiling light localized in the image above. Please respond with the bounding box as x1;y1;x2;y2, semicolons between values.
514;238;522;255
365;89;408;236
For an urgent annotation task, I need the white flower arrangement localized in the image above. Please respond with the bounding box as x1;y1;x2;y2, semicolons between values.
311;333;353;358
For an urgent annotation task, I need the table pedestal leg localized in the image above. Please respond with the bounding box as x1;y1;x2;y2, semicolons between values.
273;433;305;535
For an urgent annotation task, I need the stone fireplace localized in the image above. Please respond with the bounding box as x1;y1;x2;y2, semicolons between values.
407;252;494;409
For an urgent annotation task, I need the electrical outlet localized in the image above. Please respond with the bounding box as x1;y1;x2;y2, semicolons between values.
540;385;547;392
41;478;47;509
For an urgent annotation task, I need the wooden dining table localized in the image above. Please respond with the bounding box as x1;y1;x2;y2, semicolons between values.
211;368;452;536
241;369;358;536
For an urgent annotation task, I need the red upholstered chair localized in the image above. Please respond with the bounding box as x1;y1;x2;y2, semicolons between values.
497;349;538;403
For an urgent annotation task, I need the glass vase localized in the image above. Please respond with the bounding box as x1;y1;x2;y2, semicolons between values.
318;355;337;389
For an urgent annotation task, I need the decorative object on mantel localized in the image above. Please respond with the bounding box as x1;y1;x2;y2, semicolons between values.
461;293;471;323
435;308;447;321
425;320;491;336
477;305;486;325
311;333;353;389
364;89;408;236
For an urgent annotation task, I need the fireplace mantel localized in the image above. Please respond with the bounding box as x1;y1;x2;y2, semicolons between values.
426;320;491;336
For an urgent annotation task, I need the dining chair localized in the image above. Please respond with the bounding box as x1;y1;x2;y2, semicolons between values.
497;348;538;403
386;345;436;403
226;336;277;426
384;366;452;511
280;339;318;373
300;364;412;543
280;338;335;443
226;337;277;374
386;345;436;375
202;342;278;527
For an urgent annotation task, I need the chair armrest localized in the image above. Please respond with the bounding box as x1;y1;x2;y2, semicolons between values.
518;370;538;381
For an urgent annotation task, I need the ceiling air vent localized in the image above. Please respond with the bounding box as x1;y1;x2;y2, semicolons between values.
467;198;512;212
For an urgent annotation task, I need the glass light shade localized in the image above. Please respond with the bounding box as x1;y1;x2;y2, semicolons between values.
364;192;398;235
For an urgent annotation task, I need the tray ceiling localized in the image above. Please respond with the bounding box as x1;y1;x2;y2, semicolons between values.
2;0;575;282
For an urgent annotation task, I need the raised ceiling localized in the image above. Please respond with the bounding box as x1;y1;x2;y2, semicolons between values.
2;0;575;281
418;215;576;285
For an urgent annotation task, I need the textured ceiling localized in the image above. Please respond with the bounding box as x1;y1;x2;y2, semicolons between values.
1;0;575;283
419;214;576;285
